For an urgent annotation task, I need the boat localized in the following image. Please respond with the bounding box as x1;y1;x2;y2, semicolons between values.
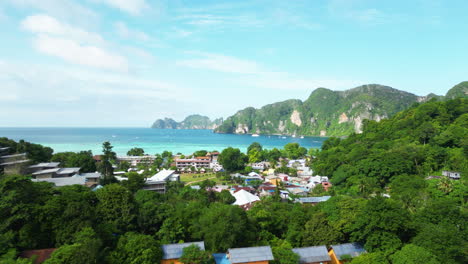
252;134;260;137
300;136;304;139
292;134;296;138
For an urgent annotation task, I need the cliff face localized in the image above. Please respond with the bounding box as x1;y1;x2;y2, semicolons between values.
214;84;450;137
151;115;223;130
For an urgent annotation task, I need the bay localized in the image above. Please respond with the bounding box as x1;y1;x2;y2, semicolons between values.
0;127;326;155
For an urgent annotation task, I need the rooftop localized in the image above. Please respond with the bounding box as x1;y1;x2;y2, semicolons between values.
228;246;274;264
232;189;260;206
292;246;331;263
296;196;331;203
331;243;366;260
32;176;87;187
0;153;27;159
28;162;60;169
149;169;176;181
32;168;61;175
0;159;30;166
57;167;80;174
162;241;205;260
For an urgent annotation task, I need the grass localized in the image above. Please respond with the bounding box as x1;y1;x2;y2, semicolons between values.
180;173;218;185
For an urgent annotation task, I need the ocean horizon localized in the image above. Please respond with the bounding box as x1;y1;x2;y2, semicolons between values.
0;127;327;155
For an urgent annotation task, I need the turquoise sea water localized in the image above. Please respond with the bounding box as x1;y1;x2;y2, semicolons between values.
0;128;326;155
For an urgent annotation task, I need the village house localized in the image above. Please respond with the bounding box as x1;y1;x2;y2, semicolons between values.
143;169;180;193
232;189;260;210
292;246;332;264
442;170;461;179
328;243;366;264
161;241;205;264
226;246;274;264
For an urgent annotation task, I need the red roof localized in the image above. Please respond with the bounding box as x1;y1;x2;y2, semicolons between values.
20;248;57;264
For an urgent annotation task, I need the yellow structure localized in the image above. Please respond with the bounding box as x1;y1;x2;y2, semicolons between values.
328;249;341;264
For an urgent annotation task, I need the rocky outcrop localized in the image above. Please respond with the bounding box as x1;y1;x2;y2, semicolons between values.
290;110;302;126
151;115;222;130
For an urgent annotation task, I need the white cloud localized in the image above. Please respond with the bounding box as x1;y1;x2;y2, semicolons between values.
177;52;262;74
95;0;149;15
22;14;105;45
34;35;128;71
21;14;128;71
6;0;98;26
114;21;149;41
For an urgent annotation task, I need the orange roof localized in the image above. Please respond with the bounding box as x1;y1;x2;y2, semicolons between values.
20;248;57;264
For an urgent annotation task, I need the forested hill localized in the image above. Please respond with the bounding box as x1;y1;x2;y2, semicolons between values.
312;97;467;192
214;82;468;137
151;115;223;129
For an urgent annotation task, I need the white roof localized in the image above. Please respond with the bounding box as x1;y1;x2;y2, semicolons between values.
57;167;80;174
32;177;86;187
32;168;61;175
29;162;60;168
149;169;175;181
232;189;260;206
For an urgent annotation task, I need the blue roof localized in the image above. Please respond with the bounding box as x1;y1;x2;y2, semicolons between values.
331;243;366;260
213;253;231;264
228;246;274;264
292;246;331;263
162;241;205;260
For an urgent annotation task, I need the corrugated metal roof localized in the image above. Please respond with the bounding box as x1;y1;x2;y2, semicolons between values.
32;177;86;187
297;196;331;203
57;167;80;174
149;169;176;181
228;246;274;264
292;246;331;263
29;162;60;168
331;243;366;260
32;168;61;175
162;241;205;260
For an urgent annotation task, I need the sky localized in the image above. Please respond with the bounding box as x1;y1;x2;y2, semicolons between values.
0;0;467;127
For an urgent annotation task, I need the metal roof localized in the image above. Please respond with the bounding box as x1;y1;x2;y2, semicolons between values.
32;168;61;175
32;177;86;187
57;168;80;174
149;169;176;181
162;241;205;260
228;246;274;264
29;162;60;168
331;243;366;260
77;172;102;178
0;153;27;159
292;246;331;263
297;196;331;203
0;159;30;166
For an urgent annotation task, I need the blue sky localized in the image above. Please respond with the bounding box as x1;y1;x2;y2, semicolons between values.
0;0;467;127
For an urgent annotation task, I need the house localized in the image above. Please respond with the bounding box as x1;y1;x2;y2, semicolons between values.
207;151;220;162
0;153;30;175
161;241;205;264
20;248;57;264
292;246;332;264
266;175;281;185
442;170;461;179
296;196;331;205
144;169;180;193
287;187;309;196
328;243;366;264
227;246;274;264
232;189;260;210
32;167;80;179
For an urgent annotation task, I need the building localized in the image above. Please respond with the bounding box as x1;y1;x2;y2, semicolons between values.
117;155;156;166
232;189;260;210
328;243;366;264
296;196;331;205
32;172;101;188
175;157;210;170
144;169;180;193
161;241;205;264
0;152;30;175
28;162;60;173
442;170;461;180
32;167;80;179
292;246;332;264
227;246;274;264
207;151;220;162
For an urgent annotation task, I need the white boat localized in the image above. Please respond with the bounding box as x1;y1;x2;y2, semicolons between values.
300;136;304;139
292;134;296;138
252;134;260;137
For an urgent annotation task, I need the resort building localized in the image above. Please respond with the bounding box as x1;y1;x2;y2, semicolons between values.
117;155;156;166
0;149;30;175
175;157;211;170
161;241;205;264
227;246;274;264
292;246;332;264
144;169;180;193
32;167;81;179
328;243;366;264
